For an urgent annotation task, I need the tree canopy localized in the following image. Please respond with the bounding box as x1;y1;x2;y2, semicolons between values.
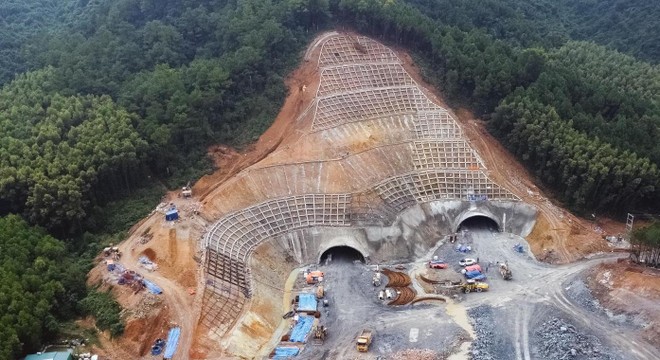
1;0;660;355
0;68;147;233
0;215;88;359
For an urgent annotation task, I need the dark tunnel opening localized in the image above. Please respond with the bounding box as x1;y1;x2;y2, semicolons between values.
458;215;500;232
320;246;365;264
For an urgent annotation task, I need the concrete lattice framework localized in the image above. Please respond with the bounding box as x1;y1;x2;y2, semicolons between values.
201;35;519;336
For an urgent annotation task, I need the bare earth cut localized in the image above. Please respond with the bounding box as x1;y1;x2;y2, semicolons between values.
87;32;659;360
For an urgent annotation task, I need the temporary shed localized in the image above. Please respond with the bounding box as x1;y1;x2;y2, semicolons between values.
25;351;74;360
165;208;179;221
297;293;317;312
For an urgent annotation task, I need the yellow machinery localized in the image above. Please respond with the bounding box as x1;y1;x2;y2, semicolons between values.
356;329;373;352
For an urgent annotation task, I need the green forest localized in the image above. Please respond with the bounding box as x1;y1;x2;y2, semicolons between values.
1;0;659;357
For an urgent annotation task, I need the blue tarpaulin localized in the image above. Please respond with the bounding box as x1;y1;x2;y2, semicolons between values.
273;346;299;359
297;293;317;312
143;279;162;294
464;270;482;279
163;327;181;359
165;209;179;221
289;315;314;343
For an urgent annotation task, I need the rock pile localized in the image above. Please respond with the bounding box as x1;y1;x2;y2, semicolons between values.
535;318;616;360
390;348;438;360
468;306;498;360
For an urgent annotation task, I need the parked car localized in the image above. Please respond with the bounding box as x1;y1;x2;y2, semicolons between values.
428;260;448;269
459;258;477;266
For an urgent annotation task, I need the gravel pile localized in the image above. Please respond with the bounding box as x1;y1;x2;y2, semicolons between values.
467;306;500;360
565;278;603;314
534;318;617;360
389;348;438;360
565;277;637;327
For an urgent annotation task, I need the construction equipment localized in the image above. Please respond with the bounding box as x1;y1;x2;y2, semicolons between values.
312;325;327;345
181;182;192;198
372;272;381;286
305;271;324;284
499;262;512;280
356;329;373;352
460;280;489;293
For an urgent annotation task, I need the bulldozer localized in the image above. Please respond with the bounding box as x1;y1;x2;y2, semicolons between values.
312;325;327;346
499;262;513;280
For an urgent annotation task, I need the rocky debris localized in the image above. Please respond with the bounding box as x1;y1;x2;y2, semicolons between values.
565;278;603;314
468;306;498;360
389;348;438;360
128;293;163;319
565;277;637;327
534;318;617;360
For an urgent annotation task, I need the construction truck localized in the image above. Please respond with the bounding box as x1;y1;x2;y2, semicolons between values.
499;262;512;280
356;329;373;352
312;325;327;346
460;280;489;293
305;270;324;284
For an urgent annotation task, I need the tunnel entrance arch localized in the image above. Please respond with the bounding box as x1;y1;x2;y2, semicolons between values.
455;210;501;233
319;246;366;264
457;215;500;232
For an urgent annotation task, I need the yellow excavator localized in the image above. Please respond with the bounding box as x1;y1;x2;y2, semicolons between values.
312;325;327;346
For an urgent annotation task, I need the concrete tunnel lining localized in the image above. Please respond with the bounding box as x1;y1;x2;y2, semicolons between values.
454;209;502;233
319;246;366;263
316;236;369;264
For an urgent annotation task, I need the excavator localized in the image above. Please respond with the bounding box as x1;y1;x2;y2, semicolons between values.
312;325;327;345
499;261;513;280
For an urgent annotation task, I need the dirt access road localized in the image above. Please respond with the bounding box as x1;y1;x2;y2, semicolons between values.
120;222;196;360
94;200;204;360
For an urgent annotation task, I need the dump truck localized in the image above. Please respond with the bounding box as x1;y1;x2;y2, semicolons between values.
460;280;489;293
312;325;327;345
356;329;373;352
499;262;512;280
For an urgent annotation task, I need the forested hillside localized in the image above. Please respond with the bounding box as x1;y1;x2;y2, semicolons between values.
1;0;659;357
0;0;80;84
0;215;88;358
407;0;660;63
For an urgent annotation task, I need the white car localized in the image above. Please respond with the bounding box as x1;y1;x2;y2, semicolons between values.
459;258;477;266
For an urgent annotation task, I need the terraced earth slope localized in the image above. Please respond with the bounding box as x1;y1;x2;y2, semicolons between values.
197;33;534;346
